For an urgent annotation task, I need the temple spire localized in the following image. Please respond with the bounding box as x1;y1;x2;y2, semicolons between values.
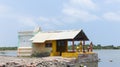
33;26;41;33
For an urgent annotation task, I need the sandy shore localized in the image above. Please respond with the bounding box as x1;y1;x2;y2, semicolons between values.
0;56;76;67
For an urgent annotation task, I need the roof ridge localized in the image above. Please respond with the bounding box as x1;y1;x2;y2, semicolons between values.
40;29;81;33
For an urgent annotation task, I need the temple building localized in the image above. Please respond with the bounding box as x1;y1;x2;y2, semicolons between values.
30;30;89;58
17;27;98;61
17;27;41;56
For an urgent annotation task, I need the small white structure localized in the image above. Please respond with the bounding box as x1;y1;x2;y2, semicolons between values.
17;27;41;56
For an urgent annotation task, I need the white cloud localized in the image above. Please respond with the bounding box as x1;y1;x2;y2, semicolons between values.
63;0;120;23
37;17;56;30
38;16;58;22
0;4;12;19
69;0;97;10
38;16;63;25
0;5;10;13
62;0;99;22
0;4;37;27
105;0;120;4
35;0;99;25
38;17;50;22
103;12;120;22
62;7;99;22
17;16;37;27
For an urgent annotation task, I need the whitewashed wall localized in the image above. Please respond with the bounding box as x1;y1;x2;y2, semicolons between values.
18;31;34;56
18;31;34;48
18;27;41;56
19;35;33;47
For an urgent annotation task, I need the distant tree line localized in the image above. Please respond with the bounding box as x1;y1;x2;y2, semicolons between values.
68;44;120;50
93;44;120;49
0;47;17;51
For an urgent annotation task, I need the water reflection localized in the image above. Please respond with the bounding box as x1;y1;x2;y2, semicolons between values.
75;62;98;67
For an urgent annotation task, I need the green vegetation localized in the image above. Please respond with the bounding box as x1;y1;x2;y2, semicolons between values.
0;47;17;51
93;44;120;49
31;52;50;57
68;44;120;50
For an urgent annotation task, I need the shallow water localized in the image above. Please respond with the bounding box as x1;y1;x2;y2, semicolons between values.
0;50;17;56
76;50;120;67
0;50;120;67
95;50;120;67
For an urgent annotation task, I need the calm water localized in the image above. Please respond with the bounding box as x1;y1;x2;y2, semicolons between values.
0;50;120;67
95;50;120;67
77;50;120;67
0;50;17;56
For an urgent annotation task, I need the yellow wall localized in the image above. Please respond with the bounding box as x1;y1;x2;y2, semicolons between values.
62;52;79;58
50;40;60;56
50;40;80;58
50;40;68;56
32;40;69;57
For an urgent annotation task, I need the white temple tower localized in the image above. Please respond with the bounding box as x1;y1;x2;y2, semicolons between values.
17;27;41;56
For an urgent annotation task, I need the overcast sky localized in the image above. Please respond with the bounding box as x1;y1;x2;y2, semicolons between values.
0;0;120;47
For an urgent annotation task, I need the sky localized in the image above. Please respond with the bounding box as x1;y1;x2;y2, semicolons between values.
0;0;120;47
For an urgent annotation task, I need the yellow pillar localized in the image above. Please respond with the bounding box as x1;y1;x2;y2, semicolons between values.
51;40;57;56
83;41;85;53
79;41;83;52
